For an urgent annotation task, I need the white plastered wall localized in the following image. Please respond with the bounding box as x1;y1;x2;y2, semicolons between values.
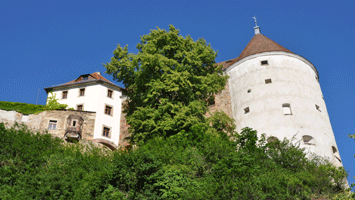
48;83;122;146
226;52;342;166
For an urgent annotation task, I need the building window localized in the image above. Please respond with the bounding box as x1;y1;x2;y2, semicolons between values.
303;135;315;145
282;103;292;115
244;107;250;114
265;79;272;84
77;104;83;111
48;120;57;130
103;126;111;138
62;91;68;99
79;88;85;96
261;60;268;65
332;146;337;154
105;105;113;116
247;89;251;93
315;104;321;112
107;89;113;98
72;120;77;127
83;76;88;81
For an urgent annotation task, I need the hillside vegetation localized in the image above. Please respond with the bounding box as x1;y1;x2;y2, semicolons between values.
0;94;68;114
0;122;351;199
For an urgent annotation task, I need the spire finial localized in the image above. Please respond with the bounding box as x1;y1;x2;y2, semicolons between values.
252;16;261;35
253;16;257;26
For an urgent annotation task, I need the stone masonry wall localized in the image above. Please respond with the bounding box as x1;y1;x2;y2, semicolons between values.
207;81;233;118
0;109;96;143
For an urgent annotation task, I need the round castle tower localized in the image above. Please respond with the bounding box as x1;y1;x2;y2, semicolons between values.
221;23;343;167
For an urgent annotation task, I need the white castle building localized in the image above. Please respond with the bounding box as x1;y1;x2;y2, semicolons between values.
218;22;343;167
44;72;124;148
42;23;343;167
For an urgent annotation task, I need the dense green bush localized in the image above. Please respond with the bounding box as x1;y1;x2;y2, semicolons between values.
0;122;351;199
0;101;48;114
0;94;68;115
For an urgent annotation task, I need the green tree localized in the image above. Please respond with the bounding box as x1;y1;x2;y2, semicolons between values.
105;25;227;145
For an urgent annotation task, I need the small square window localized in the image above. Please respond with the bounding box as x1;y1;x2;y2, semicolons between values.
315;104;321;112
62;91;68;99
265;79;272;84
48;120;57;130
261;60;268;65
244;107;250;114
282;103;292;115
107;89;113;98
103;127;111;138
83;76;88;81
77;105;83;111
105;105;113;116
79;88;85;96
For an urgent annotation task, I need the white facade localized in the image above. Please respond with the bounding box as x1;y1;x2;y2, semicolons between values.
46;73;123;146
225;51;342;166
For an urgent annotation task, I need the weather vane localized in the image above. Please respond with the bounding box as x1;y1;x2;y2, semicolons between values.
252;16;258;27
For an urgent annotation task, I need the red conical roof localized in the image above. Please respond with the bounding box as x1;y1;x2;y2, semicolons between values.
219;34;293;70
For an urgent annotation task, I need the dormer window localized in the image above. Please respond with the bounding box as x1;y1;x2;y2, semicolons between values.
83;76;88;81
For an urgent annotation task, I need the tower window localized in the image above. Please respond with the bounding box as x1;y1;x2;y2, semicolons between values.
247;89;251;93
244;107;250;114
315;104;321;112
303;135;315;145
265;79;272;84
282;103;292;115
332;146;337;154
261;60;268;65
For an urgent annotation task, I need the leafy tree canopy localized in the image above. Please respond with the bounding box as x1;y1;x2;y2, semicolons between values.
105;25;228;145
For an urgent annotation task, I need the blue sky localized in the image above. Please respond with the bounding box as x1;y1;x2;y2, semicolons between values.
1;0;355;186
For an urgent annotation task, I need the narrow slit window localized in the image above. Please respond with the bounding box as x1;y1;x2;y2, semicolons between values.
72;120;77;127
247;89;251;93
265;79;272;84
332;146;337;154
315;104;321;112
303;135;315;145
261;60;268;65
244;107;250;114
282;103;292;115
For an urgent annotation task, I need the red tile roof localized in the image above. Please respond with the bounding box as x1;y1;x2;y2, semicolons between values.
218;34;293;70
